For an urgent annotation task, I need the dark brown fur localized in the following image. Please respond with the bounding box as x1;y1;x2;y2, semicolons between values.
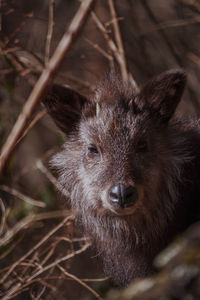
43;70;200;286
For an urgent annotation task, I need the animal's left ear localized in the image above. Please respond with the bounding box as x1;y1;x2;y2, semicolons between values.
138;69;186;123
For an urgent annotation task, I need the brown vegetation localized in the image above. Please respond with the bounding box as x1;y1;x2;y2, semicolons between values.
0;0;200;299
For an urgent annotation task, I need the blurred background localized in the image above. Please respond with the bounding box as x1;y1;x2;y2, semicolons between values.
0;0;200;299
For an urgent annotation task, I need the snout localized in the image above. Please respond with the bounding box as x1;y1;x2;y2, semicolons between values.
108;183;138;209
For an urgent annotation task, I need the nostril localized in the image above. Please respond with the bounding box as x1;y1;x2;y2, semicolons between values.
109;184;138;208
123;186;138;208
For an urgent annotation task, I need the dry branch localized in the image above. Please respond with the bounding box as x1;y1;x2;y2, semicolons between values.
3;242;90;300
58;264;102;300
45;0;55;66
0;214;74;284
91;11;138;91
108;0;128;82
0;0;95;177
0;210;72;248
0;184;46;208
85;37;114;62
0;197;6;236
36;159;70;197
16;110;46;145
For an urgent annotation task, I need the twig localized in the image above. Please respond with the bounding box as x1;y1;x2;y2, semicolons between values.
65;73;96;92
0;214;35;248
30;284;47;300
188;52;200;66
91;12;121;65
4;21;26;47
128;73;139;93
3;46;21;54
91;12;138;91
108;0;128;82
0;184;46;208
42;275;108;282
0;0;95;177
0;197;6;236
0;214;74;284
3;242;90;300
58;264;102;300
0;236;23;259
105;16;124;27
27;242;90;282
0;210;72;248
36;160;70;197
16;110;46;145
85;37;114;66
0;41;37;86
140;15;200;36
45;0;55;66
81;277;109;282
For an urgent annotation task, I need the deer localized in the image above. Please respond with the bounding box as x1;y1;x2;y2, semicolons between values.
42;69;200;286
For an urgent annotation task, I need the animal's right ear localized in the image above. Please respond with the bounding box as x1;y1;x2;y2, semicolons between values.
42;85;89;134
136;69;186;124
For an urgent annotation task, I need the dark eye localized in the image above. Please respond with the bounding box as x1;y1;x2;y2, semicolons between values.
137;139;148;152
87;145;99;157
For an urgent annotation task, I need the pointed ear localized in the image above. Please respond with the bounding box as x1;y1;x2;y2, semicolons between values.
42;85;88;134
138;69;186;123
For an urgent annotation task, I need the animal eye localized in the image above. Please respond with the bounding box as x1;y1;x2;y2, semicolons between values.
87;145;99;157
137;139;148;152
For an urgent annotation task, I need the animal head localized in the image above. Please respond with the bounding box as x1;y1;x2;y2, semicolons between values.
43;69;186;218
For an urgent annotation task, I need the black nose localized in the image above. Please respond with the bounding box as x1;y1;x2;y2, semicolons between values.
109;184;138;208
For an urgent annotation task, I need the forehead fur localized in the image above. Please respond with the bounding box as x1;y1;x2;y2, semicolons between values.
80;72;151;145
94;71;134;105
83;72;142;121
80;102;149;150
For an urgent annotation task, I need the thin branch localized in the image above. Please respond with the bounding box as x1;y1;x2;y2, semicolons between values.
108;0;128;82
0;197;6;236
65;73;96;92
45;0;55;66
0;214;35;248
0;236;23;259
36;160;70;197
30;284;47;300
140;15;200;36
4;21;26;47
91;12;121;63
0;210;72;248
91;12;138;91
42;275;108;282
0;42;37;86
16;110;46;145
58;264;102;300
0;184;46;208
188;52;200;66
128;73;139;93
27;242;91;282
0;214;74;284
84;36;114;70
85;37;113;61
105;16;124;27
0;0;95;177
3;242;91;300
